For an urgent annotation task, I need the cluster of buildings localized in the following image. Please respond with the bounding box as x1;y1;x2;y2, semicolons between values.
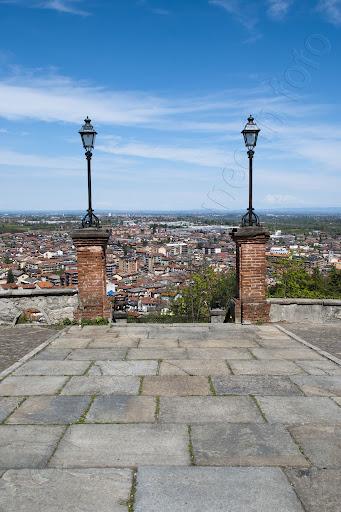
0;219;340;317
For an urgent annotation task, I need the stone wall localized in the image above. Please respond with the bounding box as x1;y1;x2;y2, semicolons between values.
0;289;79;325
268;298;341;324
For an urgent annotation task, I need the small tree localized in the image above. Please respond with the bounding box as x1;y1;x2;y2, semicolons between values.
7;269;15;284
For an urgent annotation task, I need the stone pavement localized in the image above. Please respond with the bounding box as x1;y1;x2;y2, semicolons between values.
0;325;57;372
0;322;341;511
283;323;341;359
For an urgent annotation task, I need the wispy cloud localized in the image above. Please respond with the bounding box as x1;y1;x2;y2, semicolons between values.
136;0;170;16
0;0;90;16
209;0;259;31
267;0;293;19
39;0;90;16
317;0;341;25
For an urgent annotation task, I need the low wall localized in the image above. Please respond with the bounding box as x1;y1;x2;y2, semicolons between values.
0;289;79;325
268;298;341;324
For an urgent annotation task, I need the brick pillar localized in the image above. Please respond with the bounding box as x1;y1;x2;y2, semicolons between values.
71;228;111;321
231;226;270;324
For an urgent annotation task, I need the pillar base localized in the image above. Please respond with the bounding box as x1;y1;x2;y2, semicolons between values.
232;298;270;324
71;228;111;322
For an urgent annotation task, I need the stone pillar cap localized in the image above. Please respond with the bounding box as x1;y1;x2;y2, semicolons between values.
71;228;110;245
231;226;270;240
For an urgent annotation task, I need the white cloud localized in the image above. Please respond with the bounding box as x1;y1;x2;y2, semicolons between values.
209;0;260;40
317;0;341;25
0;0;90;15
39;0;90;16
267;0;293;19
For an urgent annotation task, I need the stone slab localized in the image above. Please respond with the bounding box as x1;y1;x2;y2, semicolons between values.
289;424;341;467
229;360;304;375
49;424;189;467
13;360;90;376
159;359;231;376
0;425;64;469
212;376;302;396
86;396;156;423
159;396;263;423
7;396;92;424
127;348;188;360
0;397;22;422
179;339;258;348
134;466;304;512
0;376;68;396
61;376;140;396
33;348;71;361
295;360;341;375
255;338;303;348
0;468;132;512
138;339;179;348
50;338;91;349
290;375;341;396
333;397;341;406
142;376;210;396
88;338;139;348
251;348;324;360
66;349;127;361
286;468;341;512
191;423;308;467
256;396;341;424
88;361;158;376
187;348;253;360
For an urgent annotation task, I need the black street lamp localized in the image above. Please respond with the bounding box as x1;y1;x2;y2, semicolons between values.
79;116;100;228
241;115;261;227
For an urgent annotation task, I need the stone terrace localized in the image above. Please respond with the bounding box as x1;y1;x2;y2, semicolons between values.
0;323;341;511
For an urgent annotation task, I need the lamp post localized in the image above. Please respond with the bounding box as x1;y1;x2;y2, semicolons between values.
79;116;100;228
241;115;260;227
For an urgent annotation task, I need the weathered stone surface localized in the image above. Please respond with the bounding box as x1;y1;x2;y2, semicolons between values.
50;338;91;349
179;339;258;348
251;348;324;360
0;376;68;396
88;337;139;348
134;467;304;512
49;424;189;467
66;349;127;360
187;348;253;360
229;360;304;375
295;359;341;375
88;361;158;376
0;291;78;325
159;359;231;376
61;376;140;396
0;468;132;512
191;423;308;467
333;397;341;406
142;376;210;396
127;348;188;360
286;468;341;512
257;396;341;424
255;338;303;348
139;339;179;348
290;375;341;396
159;397;263;423
7;396;91;424
0;425;64;469
0;397;22;422
289;424;341;467
13;360;90;376
212;376;302;396
34;348;71;361
87;396;156;423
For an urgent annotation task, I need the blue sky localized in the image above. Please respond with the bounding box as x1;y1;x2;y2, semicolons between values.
0;0;340;211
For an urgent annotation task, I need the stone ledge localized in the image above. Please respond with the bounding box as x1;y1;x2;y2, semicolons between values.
268;298;341;306
0;289;78;299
